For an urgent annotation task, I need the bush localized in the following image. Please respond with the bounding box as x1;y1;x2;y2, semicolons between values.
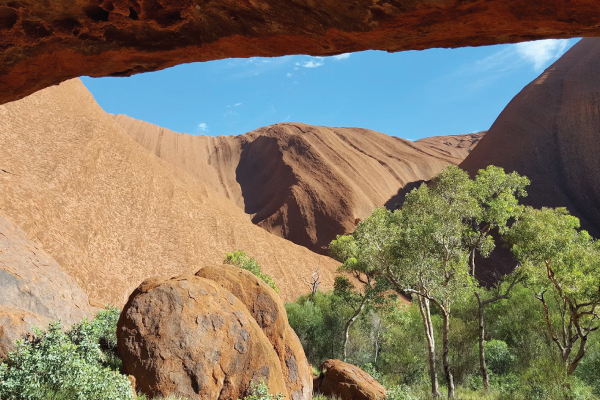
484;340;515;375
385;385;418;400
239;381;284;400
0;319;134;400
224;251;279;292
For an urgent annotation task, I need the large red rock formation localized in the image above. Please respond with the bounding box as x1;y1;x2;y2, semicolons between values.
116;115;482;253
1;0;600;105
461;38;600;240
117;275;289;399
197;264;313;400
0;78;340;306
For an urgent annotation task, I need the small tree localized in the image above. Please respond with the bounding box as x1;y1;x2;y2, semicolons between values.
450;165;529;390
224;250;279;292
507;207;600;375
330;210;396;362
383;177;475;399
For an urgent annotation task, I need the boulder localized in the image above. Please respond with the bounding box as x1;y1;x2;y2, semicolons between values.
0;214;91;358
0;306;50;359
316;360;387;400
117;275;288;400
197;264;313;400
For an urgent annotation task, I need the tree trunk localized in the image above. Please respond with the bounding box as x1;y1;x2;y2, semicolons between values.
442;309;455;399
418;296;440;398
342;296;367;362
567;332;587;375
475;291;490;391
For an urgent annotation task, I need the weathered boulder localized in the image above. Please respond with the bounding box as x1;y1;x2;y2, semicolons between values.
117;275;289;399
0;214;91;358
197;264;313;400
315;360;387;400
1;0;600;105
0;305;50;359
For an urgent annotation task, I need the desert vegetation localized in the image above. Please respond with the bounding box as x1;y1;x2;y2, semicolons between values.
288;165;600;399
1;166;599;400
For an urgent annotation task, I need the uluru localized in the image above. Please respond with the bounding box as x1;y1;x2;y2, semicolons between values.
461;37;600;237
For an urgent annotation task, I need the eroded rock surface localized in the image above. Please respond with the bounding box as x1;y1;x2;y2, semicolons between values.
117;275;288;399
0;213;91;358
0;306;50;359
116;115;483;254
0;78;340;307
197;264;312;400
1;0;600;105
315;359;387;400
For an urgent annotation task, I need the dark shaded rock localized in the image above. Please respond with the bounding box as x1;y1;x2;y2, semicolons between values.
0;213;91;358
1;0;600;105
197;264;313;400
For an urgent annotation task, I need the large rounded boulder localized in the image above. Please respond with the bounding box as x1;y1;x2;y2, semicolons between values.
315;359;387;400
117;275;288;399
197;264;313;400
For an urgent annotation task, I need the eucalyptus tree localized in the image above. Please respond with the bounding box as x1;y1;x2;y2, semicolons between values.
507;207;600;375
385;178;475;399
330;207;397;362
453;165;530;390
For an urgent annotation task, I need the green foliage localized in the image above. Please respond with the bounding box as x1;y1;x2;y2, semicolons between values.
483;340;515;375
0;314;134;400
224;250;279;292
507;207;600;374
285;292;350;364
238;381;284;400
385;385;418;400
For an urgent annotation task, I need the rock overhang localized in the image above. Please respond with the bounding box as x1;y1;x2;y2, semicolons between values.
1;0;599;104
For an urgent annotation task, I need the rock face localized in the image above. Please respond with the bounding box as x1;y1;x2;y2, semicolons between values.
0;78;340;306
117;275;289;399
0;213;91;358
461;37;600;240
196;264;312;400
116;115;483;254
315;359;387;400
1;1;600;105
0;306;50;359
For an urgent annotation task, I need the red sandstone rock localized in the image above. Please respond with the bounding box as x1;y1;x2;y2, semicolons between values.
0;78;340;307
197;264;313;400
117;275;288;400
316;359;387;400
461;37;600;281
116;115;483;254
1;1;600;105
0;306;50;359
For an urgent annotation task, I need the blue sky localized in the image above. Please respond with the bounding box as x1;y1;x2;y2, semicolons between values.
81;38;579;140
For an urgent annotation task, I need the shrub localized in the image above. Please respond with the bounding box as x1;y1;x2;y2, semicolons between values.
385;385;418;400
0;320;134;400
484;340;515;375
239;381;284;400
224;250;279;292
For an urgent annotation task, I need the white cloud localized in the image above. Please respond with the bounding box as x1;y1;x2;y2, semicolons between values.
303;59;324;68
234;103;242;107
197;123;208;132
332;53;351;60
286;73;293;78
514;39;569;72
